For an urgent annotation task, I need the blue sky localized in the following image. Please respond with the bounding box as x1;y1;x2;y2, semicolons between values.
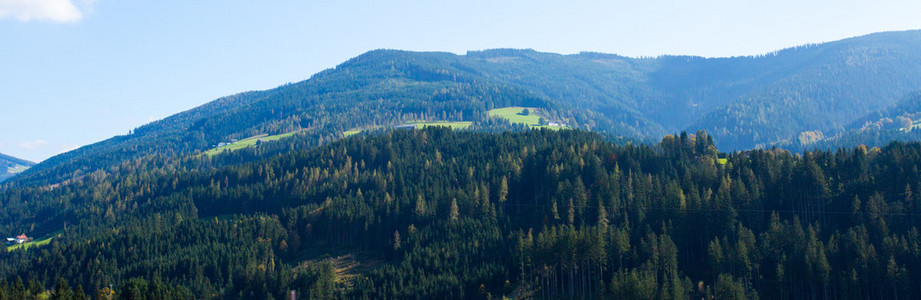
2;0;920;162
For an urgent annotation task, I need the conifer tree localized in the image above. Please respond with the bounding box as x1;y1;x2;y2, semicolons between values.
449;198;459;221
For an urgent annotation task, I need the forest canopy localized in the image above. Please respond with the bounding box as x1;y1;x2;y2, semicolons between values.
0;128;919;299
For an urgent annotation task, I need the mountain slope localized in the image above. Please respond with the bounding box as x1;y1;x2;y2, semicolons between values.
0;153;35;182
785;91;921;149
690;31;921;149
10;30;921;188
10;51;562;186
1;128;920;298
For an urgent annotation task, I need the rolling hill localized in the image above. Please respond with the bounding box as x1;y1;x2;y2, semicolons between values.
1;128;920;298
3;30;921;298
0;153;35;182
8;30;921;188
782;91;921;149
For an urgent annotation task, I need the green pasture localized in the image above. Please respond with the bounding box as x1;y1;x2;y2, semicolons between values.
407;121;473;130
7;230;62;251
8;165;29;174
487;107;543;126
205;131;300;156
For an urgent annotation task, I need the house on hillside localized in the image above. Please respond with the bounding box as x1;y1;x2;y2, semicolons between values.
5;234;30;244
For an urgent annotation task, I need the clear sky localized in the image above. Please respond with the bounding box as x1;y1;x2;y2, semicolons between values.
2;0;920;162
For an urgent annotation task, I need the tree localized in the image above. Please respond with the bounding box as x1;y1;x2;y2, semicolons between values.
449;198;459;221
498;176;509;203
714;274;747;300
415;194;427;217
52;277;73;300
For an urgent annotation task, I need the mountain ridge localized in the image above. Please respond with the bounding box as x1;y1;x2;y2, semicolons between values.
9;29;921;187
0;152;35;182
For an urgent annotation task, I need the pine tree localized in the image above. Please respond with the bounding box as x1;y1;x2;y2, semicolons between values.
567;198;576;225
449;198;459;221
597;199;608;228
498;176;509;203
552;199;560;221
52;277;73;300
415;194;427;217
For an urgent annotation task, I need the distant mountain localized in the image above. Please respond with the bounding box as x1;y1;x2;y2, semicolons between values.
9;30;921;187
783;91;921;149
0;153;35;182
689;31;921;149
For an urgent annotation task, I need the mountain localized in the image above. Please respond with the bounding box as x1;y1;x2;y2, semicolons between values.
9;30;921;188
689;31;921;149
1;128;920;299
3;30;921;299
0;153;35;182
778;91;921;149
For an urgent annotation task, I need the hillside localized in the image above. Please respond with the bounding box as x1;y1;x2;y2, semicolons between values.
8;30;921;188
0;128;919;298
778;91;921;149
0;153;35;182
690;31;921;149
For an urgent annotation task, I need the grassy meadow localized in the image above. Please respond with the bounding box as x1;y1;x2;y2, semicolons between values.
205;131;301;156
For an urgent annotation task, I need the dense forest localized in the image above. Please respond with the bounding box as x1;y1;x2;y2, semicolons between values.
9;30;921;188
2;29;921;299
1;127;920;299
781;92;921;150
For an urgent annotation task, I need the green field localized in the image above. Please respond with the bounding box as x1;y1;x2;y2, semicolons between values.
343;125;384;137
8;165;29;174
205;131;301;156
344;129;363;137
344;122;471;136
488;107;543;126
406;121;473;130
488;107;567;130
7;230;62;251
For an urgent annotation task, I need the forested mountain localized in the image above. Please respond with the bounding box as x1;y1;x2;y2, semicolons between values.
1;128;920;299
689;31;921;149
3;30;921;298
10;30;921;188
780;91;921;150
0;153;34;183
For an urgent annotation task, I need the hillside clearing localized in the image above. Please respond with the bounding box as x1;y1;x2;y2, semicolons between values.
7;230;62;251
406;121;473;129
488;107;542;125
7;165;29;174
343;129;363;137
205;131;301;156
344;121;472;137
488;107;567;130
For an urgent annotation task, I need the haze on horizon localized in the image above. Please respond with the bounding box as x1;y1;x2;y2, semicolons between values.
2;0;920;162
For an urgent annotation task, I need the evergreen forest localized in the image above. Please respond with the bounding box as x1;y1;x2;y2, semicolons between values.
1;128;920;299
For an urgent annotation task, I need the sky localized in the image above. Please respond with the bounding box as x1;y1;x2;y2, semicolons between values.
1;0;920;162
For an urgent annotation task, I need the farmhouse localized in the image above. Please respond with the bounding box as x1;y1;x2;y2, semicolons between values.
5;234;30;244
